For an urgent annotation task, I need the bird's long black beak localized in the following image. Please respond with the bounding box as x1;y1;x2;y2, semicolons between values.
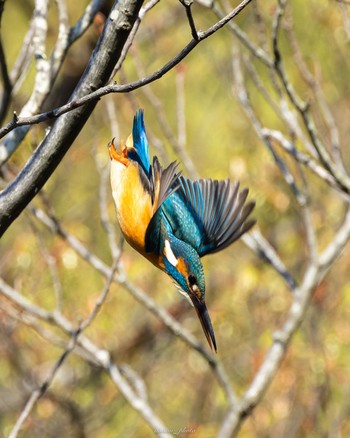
191;295;217;352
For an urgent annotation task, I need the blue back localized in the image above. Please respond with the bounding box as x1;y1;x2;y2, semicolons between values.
135;109;255;260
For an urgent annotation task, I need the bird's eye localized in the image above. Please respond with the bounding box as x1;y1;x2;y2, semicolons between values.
188;274;197;286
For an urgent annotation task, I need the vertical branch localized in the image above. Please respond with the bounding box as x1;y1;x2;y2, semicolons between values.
232;46;305;205
0;0;12;125
96;96;123;260
284;8;345;171
130;49;199;177
24;0;51;117
10;17;36;94
8;331;80;438
0;37;11;125
176;66;186;152
111;0;161;77
338;0;350;41
272;0;350;194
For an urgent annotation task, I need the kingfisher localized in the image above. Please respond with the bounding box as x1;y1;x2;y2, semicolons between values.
109;110;255;352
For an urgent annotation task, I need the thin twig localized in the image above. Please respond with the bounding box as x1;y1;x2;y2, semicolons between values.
261;128;342;193
131;49;199;177
0;274;172;438
242;230;297;291
179;0;199;40
272;0;350;194
284;9;345;171
0;0;108;165
232;47;306;205
0;35;12;124
210;1;273;67
111;0;162;78
8;329;81;438
0;0;253;142
30;204;239;405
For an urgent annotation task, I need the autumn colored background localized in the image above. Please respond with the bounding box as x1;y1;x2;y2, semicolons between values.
1;1;350;437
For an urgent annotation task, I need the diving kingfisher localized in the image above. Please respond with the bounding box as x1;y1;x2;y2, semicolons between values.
109;110;255;351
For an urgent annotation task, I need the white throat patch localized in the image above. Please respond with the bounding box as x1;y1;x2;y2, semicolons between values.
164;239;178;267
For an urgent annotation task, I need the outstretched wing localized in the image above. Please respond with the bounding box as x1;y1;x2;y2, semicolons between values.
164;177;255;257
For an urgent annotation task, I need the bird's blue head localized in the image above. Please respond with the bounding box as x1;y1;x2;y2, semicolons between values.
162;235;217;351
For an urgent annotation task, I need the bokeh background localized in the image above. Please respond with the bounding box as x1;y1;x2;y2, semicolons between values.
1;1;350;437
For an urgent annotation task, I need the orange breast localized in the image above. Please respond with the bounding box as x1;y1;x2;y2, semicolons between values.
110;159;162;267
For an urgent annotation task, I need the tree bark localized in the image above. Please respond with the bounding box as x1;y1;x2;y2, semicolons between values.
0;0;144;237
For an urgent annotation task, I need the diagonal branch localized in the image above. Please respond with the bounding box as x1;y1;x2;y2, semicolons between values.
272;0;350;194
30;203;239;405
0;0;253;143
0;0;145;237
0;0;108;165
217;205;350;436
0;275;173;438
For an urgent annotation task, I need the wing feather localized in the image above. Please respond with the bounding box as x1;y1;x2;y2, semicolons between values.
144;158;181;254
176;176;255;256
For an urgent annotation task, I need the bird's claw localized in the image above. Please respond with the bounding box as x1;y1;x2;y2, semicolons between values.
108;139;129;166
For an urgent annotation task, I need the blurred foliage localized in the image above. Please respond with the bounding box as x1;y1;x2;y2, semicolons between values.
1;0;350;437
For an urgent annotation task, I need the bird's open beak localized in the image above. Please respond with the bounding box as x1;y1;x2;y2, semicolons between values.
191;295;217;352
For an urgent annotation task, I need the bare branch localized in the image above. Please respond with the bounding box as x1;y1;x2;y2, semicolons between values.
242;230;297;291
111;0;161;78
218;247;345;437
0;19;12;124
319;206;350;270
0;0;253;237
0;0;253;142
68;0;108;44
30;204;239;406
209;1;273;67
108;362;173;437
261;128;341;192
232;46;306;205
284;13;345;171
131;49;199;177
0;0;145;236
0;275;172;437
10;16;35;93
179;0;199;40
8;329;80;438
272;0;350;194
0;0;108;165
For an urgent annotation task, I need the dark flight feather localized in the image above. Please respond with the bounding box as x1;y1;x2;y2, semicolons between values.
176;177;255;256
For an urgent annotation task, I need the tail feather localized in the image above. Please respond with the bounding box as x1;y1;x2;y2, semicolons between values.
130;109;151;177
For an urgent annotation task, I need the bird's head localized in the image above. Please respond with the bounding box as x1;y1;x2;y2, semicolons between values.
162;236;217;352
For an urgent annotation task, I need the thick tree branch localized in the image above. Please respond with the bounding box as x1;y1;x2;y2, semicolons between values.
0;0;108;165
0;0;144;236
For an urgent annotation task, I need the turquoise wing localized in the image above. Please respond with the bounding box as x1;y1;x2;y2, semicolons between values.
161;177;255;257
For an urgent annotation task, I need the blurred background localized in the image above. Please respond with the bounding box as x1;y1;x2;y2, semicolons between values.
1;0;350;437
